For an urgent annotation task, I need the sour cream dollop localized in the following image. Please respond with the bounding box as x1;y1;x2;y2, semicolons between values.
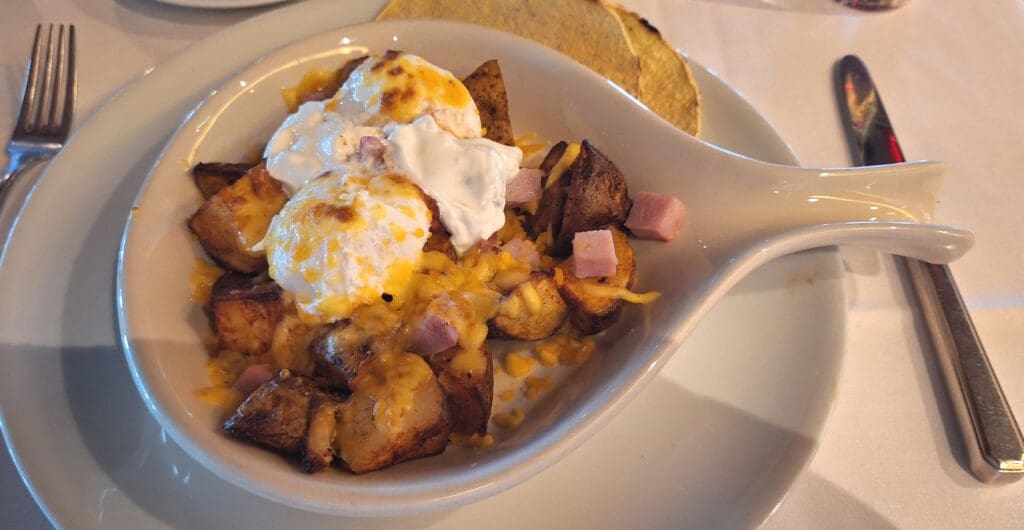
387;115;521;254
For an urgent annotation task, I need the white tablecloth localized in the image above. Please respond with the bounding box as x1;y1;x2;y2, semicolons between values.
2;0;1022;528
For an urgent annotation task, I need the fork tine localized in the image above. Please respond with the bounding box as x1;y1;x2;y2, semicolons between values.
33;25;58;133
14;25;45;132
60;25;78;135
47;25;67;133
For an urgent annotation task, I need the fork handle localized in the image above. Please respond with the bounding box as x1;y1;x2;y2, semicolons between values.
0;152;47;212
903;257;1024;483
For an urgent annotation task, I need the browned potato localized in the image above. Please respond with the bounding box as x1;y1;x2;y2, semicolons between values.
191;162;255;199
538;141;570;183
337;56;368;85
211;272;285;356
423;228;457;261
334;353;452;474
556;226;636;335
188;163;288;273
423;343;494;435
287;56;368;110
223;370;324;454
529;141;569;237
269;313;317;376
301;394;341;473
488;273;568;341
551;141;632;255
308;319;385;392
462;60;514;146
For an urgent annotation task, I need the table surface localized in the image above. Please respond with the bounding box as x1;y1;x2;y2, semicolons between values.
2;0;1022;528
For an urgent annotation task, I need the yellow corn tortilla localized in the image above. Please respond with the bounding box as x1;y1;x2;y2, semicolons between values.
610;4;701;136
376;0;641;97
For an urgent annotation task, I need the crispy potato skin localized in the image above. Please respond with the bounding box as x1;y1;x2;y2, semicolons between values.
301;394;341;473
292;56;368;107
531;141;631;255
530;141;569;237
337;56;368;85
188;163;288;273
462;59;515;146
334;355;452;474
211;272;285;356
488;273;568;341
424;344;494;435
192;162;255;199
556;226;636;335
553;141;632;255
223;370;323;454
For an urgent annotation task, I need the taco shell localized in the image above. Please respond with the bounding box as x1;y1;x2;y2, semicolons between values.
376;0;641;97
610;4;701;136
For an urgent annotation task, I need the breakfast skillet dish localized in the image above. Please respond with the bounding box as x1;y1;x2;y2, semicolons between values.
187;51;685;474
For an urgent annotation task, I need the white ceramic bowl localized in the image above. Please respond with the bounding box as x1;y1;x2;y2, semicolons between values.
117;20;972;516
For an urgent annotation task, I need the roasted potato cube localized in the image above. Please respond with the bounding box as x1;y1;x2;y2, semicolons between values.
269;313;317;376
556;226;636;335
334;353;452;474
211;272;285;356
308;319;380;392
424;343;494;435
223;370;323;454
192;162;255;199
552;141;632;255
462;60;515;146
489;273;568;341
301;394;341;473
188;163;288;273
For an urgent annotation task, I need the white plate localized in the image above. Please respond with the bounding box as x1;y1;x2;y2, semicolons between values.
0;1;843;528
152;0;293;9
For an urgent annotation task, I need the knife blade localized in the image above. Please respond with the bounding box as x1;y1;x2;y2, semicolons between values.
836;54;1024;484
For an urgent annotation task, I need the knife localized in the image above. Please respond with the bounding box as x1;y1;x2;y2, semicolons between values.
835;54;1024;484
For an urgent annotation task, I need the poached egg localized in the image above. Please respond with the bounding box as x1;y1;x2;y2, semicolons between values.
261;172;431;322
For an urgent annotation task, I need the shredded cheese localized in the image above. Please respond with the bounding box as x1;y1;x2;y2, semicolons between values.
576;283;662;304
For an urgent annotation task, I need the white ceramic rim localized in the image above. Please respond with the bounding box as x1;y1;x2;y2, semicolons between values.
152;0;292;9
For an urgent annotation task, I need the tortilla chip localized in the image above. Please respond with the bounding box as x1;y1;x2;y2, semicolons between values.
463;60;515;146
610;5;701;136
376;0;641;97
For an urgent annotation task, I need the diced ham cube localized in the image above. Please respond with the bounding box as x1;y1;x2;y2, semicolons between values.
235;364;275;396
625;191;685;241
505;168;544;206
410;312;459;355
572;230;618;278
501;238;540;270
359;136;385;165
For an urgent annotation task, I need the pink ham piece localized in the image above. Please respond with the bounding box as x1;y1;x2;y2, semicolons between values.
625;191;685;241
235;364;275;396
410;312;459;356
572;230;618;278
501;238;540;270
358;136;386;165
505;168;544;206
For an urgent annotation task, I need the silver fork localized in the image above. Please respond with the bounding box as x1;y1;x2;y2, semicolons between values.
1;24;77;209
